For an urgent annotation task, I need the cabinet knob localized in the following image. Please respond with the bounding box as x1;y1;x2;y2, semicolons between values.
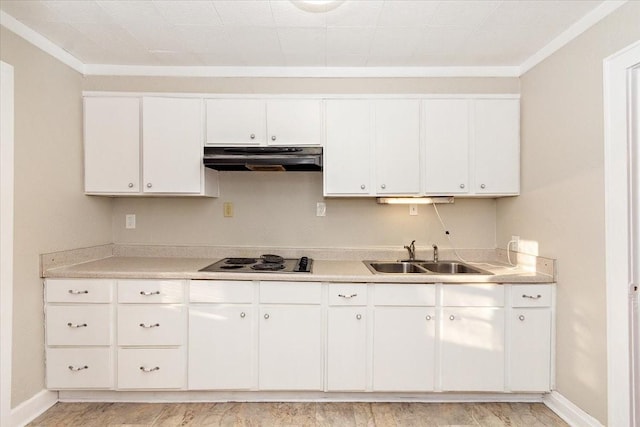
264;313;270;320
271;135;276;141
68;365;89;371
146;183;152;188
128;182;134;188
139;366;160;373
360;184;366;190
139;323;160;328
518;315;525;321
381;184;386;189
480;184;486;189
459;184;465;189
356;314;362;320
426;315;432;321
67;322;88;328
250;134;255;140
240;312;246;318
449;315;455;321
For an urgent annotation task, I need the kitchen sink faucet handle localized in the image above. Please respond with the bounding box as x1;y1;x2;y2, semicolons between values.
404;240;416;261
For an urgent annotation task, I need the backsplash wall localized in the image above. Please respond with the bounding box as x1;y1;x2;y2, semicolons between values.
112;172;497;250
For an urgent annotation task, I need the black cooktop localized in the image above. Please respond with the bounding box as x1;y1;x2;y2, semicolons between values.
199;255;312;273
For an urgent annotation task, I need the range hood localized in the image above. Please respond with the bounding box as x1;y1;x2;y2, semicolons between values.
203;146;323;172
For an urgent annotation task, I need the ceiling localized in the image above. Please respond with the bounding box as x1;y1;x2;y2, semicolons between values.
0;0;610;71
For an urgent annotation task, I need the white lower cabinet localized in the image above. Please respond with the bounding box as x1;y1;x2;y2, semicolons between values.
46;347;113;389
117;348;185;389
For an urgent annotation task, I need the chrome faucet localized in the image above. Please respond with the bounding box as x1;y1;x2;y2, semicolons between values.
404;240;416;261
432;244;439;262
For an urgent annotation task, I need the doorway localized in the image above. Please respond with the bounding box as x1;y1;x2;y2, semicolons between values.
604;41;640;427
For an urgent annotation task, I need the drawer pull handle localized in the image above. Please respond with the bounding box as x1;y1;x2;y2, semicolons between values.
140;291;160;296
338;293;357;299
67;322;88;328
356;314;362;320
68;365;88;371
139;366;160;373
522;294;542;299
240;312;246;318
449;315;455;321
68;290;88;294
139;323;160;328
426;315;432;321
519;315;526;321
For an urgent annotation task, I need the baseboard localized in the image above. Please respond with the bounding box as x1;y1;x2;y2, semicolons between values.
10;389;58;427
543;391;604;427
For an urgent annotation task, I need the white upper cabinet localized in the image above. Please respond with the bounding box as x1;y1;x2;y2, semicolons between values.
374;100;421;195
142;97;203;194
84;96;218;197
324;99;421;196
423;97;520;196
205;99;322;146
324;100;372;195
84;97;140;194
473;99;520;195
423;99;470;194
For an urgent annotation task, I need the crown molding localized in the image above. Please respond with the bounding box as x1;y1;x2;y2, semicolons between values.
82;64;521;78
0;11;84;74
519;0;628;75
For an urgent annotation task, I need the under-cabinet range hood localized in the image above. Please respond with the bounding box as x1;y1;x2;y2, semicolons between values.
203;146;323;171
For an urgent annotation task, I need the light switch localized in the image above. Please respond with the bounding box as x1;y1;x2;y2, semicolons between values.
409;204;418;216
316;202;326;217
125;214;136;229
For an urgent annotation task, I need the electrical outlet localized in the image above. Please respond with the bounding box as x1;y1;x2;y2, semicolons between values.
223;202;234;217
511;235;520;251
316;202;326;217
409;204;418;216
125;214;136;229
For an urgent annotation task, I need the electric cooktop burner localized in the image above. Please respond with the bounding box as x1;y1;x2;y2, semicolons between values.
199;254;313;273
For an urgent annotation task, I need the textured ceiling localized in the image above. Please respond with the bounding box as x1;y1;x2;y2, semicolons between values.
0;0;605;68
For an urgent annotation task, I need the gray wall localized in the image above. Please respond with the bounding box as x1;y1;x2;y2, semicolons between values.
496;1;640;423
0;28;113;407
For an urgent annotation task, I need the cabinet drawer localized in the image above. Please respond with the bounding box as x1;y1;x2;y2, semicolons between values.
46;279;114;303
46;305;112;346
260;281;321;304
118;305;185;346
442;284;504;307
118;280;185;303
511;285;552;307
117;348;185;389
374;284;435;306
328;284;367;306
190;280;254;303
46;347;113;389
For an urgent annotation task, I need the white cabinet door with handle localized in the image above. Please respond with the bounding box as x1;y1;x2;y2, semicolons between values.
327;307;367;391
509;309;551;392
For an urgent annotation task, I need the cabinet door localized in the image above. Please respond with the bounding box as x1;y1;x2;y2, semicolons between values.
84;97;140;193
441;307;505;391
423;99;470;194
509;309;551;392
259;305;322;390
142;97;202;193
206;99;265;145
327;307;367;391
374;100;421;195
372;307;435;391
267;100;322;146
189;305;254;390
324;100;372;195
473;99;520;195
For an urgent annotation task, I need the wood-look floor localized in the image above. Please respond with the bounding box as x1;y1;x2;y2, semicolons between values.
28;402;568;426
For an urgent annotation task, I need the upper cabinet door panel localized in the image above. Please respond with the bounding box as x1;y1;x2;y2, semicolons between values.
473;99;520;195
423;99;470;194
142;97;202;193
266;100;322;146
84;97;140;193
205;99;265;145
324;100;372;195
374;100;421;195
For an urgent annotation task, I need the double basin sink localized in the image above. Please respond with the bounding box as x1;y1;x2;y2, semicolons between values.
364;260;492;275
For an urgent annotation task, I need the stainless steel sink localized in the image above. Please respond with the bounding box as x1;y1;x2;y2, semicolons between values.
417;261;491;275
366;262;429;274
364;260;492;275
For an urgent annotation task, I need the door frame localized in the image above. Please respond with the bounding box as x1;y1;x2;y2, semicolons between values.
0;60;15;427
604;39;640;427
